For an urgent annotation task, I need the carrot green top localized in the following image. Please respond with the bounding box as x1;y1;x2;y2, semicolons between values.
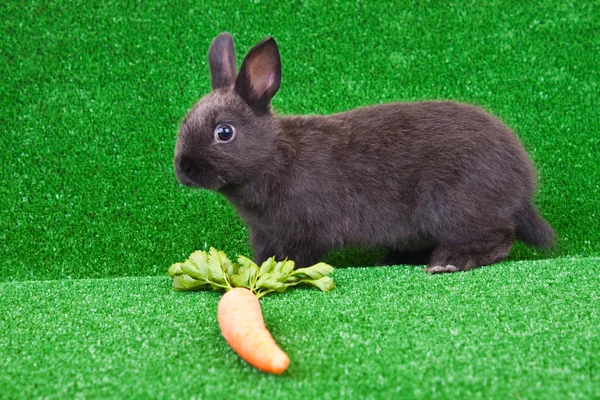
168;248;335;299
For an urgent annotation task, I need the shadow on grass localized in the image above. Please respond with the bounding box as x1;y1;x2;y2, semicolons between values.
323;247;387;269
322;242;560;269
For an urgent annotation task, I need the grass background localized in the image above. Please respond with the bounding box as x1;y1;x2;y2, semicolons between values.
2;259;599;399
1;0;599;398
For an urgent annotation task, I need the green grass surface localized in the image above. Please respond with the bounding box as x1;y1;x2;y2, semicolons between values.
2;259;599;399
1;0;599;398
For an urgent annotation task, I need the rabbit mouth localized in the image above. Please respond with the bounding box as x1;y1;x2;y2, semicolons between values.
175;155;226;191
176;169;226;191
178;174;226;191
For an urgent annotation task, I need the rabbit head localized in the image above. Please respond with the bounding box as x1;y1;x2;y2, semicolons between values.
174;33;283;191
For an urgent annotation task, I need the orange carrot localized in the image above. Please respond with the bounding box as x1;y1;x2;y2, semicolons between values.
169;249;334;373
217;287;290;374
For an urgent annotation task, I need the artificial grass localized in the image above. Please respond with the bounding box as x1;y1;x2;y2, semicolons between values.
1;0;599;281
1;257;599;399
1;0;599;398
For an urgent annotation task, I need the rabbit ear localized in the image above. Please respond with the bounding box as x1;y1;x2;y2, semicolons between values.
234;37;281;114
209;32;237;90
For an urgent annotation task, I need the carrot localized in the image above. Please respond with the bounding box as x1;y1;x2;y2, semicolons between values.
169;248;335;374
218;287;290;374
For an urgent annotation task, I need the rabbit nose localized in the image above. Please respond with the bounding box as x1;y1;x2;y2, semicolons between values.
175;154;199;187
178;154;193;175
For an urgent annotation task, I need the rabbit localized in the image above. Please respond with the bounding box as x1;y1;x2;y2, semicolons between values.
174;32;555;273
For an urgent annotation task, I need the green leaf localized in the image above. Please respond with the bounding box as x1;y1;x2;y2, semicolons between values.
284;275;301;284
188;250;209;268
173;274;209;291
291;263;334;280
255;272;272;288
172;275;185;290
281;260;296;276
242;262;259;289
229;274;248;288
207;247;222;269
181;260;209;281
215;248;236;275
207;248;228;285
208;247;235;274
167;263;183;277
225;259;238;276
169;249;336;297
273;261;284;274
260;278;287;292
302;276;335;292
273;260;296;282
259;257;277;276
237;256;256;274
232;256;260;290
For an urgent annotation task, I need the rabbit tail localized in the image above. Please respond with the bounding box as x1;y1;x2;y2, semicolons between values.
516;204;555;250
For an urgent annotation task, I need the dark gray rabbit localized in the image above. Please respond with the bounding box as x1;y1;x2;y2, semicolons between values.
174;32;554;273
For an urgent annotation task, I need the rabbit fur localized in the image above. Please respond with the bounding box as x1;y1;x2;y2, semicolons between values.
174;32;554;273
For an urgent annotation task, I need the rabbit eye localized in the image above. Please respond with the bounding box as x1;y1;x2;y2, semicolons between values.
215;124;235;143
